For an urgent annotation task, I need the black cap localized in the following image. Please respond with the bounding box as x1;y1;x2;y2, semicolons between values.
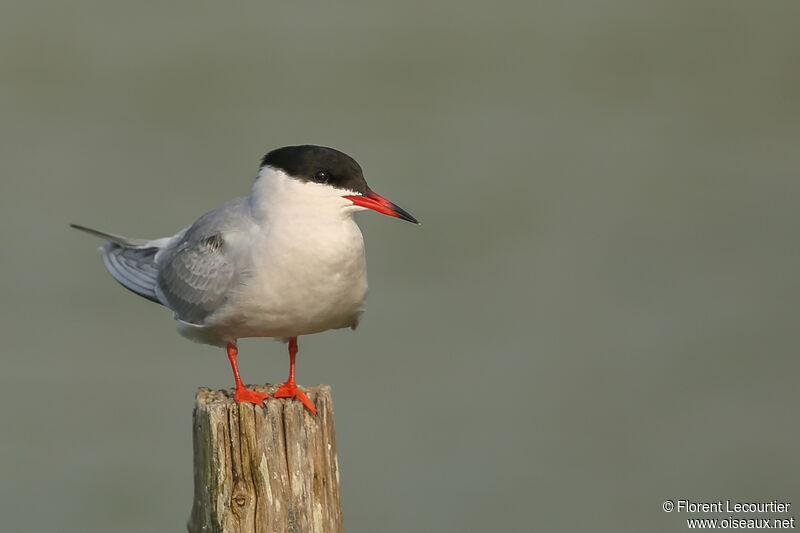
261;145;369;195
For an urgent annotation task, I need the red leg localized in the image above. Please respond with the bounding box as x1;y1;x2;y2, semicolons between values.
227;342;270;405
273;337;317;415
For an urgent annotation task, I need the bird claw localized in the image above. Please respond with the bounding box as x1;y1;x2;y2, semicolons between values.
233;387;270;405
274;382;317;415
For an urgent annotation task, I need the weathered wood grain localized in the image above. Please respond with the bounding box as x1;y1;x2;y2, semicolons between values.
188;385;342;533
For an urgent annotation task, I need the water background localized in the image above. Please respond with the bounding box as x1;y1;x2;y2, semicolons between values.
2;1;799;531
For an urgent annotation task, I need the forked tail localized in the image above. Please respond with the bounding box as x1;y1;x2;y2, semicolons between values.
70;223;162;304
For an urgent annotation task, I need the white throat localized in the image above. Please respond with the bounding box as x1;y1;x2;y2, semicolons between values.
250;166;363;224
226;166;369;338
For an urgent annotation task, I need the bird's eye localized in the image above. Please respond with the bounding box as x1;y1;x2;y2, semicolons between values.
313;171;330;183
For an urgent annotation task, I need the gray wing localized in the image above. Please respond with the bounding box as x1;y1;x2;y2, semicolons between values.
70;223;161;303
155;197;254;325
103;244;161;303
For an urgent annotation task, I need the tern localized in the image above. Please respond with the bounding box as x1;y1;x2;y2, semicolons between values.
72;145;418;414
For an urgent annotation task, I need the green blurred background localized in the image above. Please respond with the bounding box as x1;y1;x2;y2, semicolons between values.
2;1;799;531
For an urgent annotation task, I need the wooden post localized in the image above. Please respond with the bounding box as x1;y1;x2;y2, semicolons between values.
188;385;343;533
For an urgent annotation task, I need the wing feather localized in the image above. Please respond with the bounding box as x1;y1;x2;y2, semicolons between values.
155;197;252;325
103;246;160;295
70;222;162;303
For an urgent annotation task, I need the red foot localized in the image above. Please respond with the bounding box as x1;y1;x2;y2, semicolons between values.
233;386;270;405
274;381;317;415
